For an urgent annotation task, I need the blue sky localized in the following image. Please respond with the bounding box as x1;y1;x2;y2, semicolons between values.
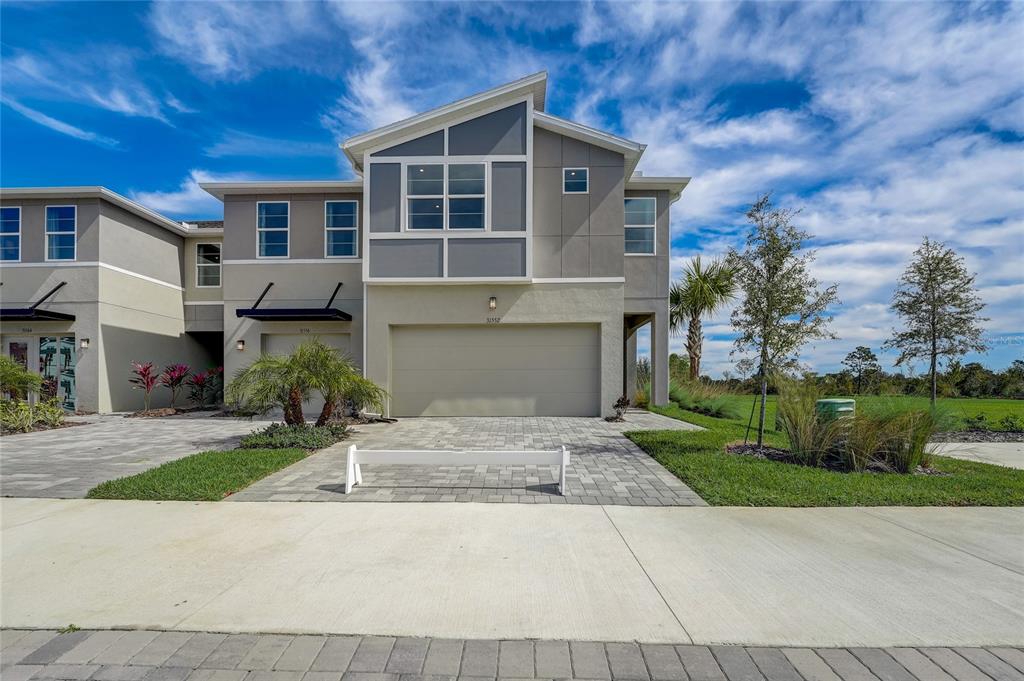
2;1;1022;377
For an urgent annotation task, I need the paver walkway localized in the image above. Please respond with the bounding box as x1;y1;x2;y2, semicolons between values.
0;413;275;498
4;629;1022;681
231;411;704;505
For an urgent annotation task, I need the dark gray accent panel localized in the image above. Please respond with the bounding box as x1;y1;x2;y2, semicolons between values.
447;238;526;278
369;164;401;232
448;103;526;156
492;162;526;231
369;239;443;277
371;130;445;157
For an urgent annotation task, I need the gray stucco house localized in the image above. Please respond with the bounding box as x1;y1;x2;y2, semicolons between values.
0;72;688;417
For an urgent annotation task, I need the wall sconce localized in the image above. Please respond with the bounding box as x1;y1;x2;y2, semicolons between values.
488;296;497;311
79;338;90;350
236;339;246;351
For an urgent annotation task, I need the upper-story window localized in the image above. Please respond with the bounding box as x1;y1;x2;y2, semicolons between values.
624;197;656;255
45;205;76;261
407;163;486;230
0;206;20;261
196;243;221;287
563;168;589;194
257;201;289;257
325;200;358;257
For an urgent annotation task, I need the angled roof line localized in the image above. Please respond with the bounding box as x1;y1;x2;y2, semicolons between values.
534;111;647;178
341;71;548;172
626;175;692;204
0;186;191;235
200;180;362;200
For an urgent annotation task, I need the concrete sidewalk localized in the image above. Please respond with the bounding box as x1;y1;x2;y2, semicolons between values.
929;441;1024;469
2;498;1022;647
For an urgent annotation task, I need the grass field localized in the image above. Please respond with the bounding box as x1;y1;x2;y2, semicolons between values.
722;394;1022;432
627;404;1024;506
86;448;307;501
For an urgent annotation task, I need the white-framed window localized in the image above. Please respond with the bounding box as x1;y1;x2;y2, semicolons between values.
325;200;359;257
45;205;76;261
563;167;589;194
257;201;289;258
0;206;21;262
406;162;486;230
407;164;444;230
624;197;656;255
195;243;222;287
447;163;484;230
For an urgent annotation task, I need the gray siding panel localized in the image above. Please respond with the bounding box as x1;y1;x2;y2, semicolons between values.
448;103;526;156
491;162;526;231
371;130;445;157
369;163;401;232
447;238;526;278
369;239;443;277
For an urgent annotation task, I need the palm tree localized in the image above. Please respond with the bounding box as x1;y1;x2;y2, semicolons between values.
225;338;387;426
669;256;738;381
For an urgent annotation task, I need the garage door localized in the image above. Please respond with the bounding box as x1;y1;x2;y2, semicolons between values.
390;324;600;417
261;333;352;414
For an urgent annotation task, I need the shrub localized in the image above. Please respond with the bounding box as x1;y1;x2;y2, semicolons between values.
0;355;42;399
34;398;66;429
0;399;35;433
999;413;1024;432
633;388;650;409
963;413;989;431
159;364;191;408
129;362;158;411
188;367;224;407
775;378;844;467
238;423;348;450
669;379;742;419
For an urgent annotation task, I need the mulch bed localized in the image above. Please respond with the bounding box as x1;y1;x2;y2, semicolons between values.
126;406;220;418
931;430;1024;443
724;442;947;476
0;420;89;436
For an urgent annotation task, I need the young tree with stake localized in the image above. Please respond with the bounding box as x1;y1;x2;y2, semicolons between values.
728;194;839;446
883;237;987;405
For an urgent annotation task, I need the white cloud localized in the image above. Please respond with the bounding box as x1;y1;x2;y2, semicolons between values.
204;130;338;159
1;98;120;149
129;169;257;218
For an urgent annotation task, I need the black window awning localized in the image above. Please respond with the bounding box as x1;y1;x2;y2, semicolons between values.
0;308;76;322
235;281;351;322
0;281;75;322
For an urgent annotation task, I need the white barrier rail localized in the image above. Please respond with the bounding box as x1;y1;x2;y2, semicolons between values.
344;445;570;495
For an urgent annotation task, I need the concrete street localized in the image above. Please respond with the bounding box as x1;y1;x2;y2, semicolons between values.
2;498;1021;647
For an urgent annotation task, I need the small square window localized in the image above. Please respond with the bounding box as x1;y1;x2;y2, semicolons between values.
448;197;484;229
408;198;444;229
408;164;444;195
448;164;485;195
563;168;588;193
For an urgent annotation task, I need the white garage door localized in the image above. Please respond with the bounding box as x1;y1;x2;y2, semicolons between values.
261;333;352;415
390;324;600;417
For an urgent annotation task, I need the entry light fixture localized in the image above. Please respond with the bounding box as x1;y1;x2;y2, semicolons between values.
79;338;90;350
488;296;497;311
236;339;246;351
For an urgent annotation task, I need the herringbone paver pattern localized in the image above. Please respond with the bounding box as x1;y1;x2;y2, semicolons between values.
230;412;705;505
3;630;1021;681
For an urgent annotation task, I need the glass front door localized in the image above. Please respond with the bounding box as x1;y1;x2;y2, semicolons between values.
38;336;76;410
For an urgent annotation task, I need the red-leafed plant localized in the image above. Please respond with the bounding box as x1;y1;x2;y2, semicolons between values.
159;364;191;408
187;366;224;406
129;361;158;411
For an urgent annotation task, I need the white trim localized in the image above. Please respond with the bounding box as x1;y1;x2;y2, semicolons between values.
624;196;657;256
2;260;184;291
224;258;363;265
256;200;289;259
563;167;589;195
369;232;522;240
183;300;224;306
365;277;531;285
200;181;362;201
532;277;626;284
194;242;222;288
44;204;76;262
0;205;21;263
1;187;189;236
324;199;360;259
99;262;184;291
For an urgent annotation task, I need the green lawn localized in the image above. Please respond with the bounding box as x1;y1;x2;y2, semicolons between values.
627;404;1024;507
86;449;307;501
721;394;1022;432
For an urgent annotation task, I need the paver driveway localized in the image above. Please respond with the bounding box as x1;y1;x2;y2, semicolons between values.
0;413;275;498
231;411;705;505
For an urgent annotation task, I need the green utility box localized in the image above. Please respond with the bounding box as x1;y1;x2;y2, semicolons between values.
816;398;856;421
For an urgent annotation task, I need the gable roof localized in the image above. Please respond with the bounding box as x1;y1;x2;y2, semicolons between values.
534;111;646;178
341;71;549;172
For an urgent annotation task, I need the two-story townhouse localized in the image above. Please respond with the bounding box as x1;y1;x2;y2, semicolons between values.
0;72;687;418
202;72;687;418
0;188;219;412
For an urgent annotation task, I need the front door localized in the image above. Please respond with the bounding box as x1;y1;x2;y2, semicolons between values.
37;336;76;411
